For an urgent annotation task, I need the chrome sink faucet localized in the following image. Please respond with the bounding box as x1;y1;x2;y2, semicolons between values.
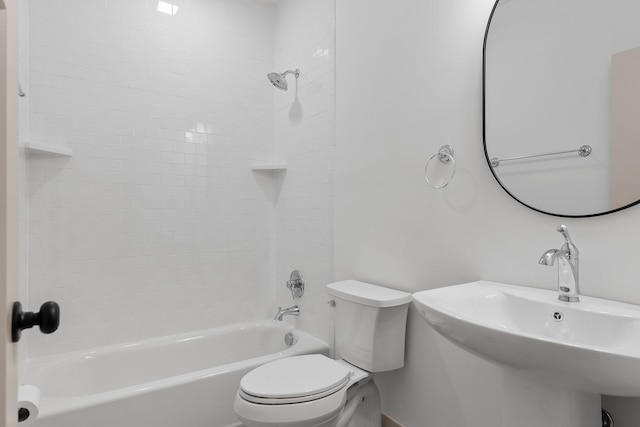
539;225;580;302
273;305;300;321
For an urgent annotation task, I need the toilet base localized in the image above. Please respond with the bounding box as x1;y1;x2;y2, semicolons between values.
338;379;381;427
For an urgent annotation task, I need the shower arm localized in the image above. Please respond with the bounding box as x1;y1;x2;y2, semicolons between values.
281;69;300;79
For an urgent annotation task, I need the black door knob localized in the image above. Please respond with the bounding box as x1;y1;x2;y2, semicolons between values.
11;301;60;343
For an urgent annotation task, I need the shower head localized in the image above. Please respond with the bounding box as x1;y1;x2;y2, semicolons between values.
267;69;300;91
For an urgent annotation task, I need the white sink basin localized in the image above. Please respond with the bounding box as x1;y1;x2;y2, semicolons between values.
413;280;640;396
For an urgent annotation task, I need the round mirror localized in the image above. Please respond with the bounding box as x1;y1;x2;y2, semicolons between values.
483;0;640;217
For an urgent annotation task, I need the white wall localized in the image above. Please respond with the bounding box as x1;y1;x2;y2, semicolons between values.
273;0;335;344
335;0;640;425
25;0;277;357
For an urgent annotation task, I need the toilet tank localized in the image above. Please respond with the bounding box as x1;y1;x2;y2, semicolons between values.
327;280;412;372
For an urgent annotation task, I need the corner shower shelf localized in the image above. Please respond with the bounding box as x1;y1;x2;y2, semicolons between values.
23;141;73;157
250;162;287;171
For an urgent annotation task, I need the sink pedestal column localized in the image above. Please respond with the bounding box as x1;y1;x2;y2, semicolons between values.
502;369;600;427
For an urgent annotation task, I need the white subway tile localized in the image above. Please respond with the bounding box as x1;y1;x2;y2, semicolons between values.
25;0;334;357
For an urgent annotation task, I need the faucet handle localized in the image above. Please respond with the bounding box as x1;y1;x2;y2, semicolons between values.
556;224;578;257
556;225;573;245
286;270;305;299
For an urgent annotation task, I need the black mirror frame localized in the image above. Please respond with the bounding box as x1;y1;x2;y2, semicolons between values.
482;0;640;218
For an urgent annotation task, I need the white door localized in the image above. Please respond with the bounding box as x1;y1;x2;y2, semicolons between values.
0;0;20;426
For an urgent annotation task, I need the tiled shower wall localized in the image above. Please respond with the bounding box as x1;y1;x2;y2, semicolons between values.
273;0;335;343
25;0;279;357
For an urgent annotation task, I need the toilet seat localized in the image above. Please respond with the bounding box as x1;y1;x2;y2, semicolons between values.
234;355;373;427
239;354;352;405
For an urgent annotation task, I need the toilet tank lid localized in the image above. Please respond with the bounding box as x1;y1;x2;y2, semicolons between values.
326;280;412;308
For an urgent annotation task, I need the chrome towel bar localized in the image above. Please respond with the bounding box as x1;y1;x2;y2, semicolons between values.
490;145;592;168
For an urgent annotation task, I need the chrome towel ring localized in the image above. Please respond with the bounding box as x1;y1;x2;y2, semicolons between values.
425;145;455;189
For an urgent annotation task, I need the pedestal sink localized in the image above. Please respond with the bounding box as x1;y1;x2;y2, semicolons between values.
413;281;640;427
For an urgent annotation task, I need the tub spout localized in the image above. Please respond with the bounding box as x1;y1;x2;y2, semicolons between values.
273;305;300;321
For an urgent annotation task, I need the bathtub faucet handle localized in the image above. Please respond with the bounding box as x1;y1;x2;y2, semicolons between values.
286;270;305;299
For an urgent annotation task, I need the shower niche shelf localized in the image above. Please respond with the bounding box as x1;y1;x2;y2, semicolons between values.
23;141;73;157
250;162;287;171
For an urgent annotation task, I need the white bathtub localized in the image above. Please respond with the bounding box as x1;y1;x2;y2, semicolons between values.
24;320;329;427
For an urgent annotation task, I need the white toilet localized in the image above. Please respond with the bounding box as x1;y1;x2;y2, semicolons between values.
233;280;412;427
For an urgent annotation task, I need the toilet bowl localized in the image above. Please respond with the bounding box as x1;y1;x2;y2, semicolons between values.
234;280;411;427
234;355;374;427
